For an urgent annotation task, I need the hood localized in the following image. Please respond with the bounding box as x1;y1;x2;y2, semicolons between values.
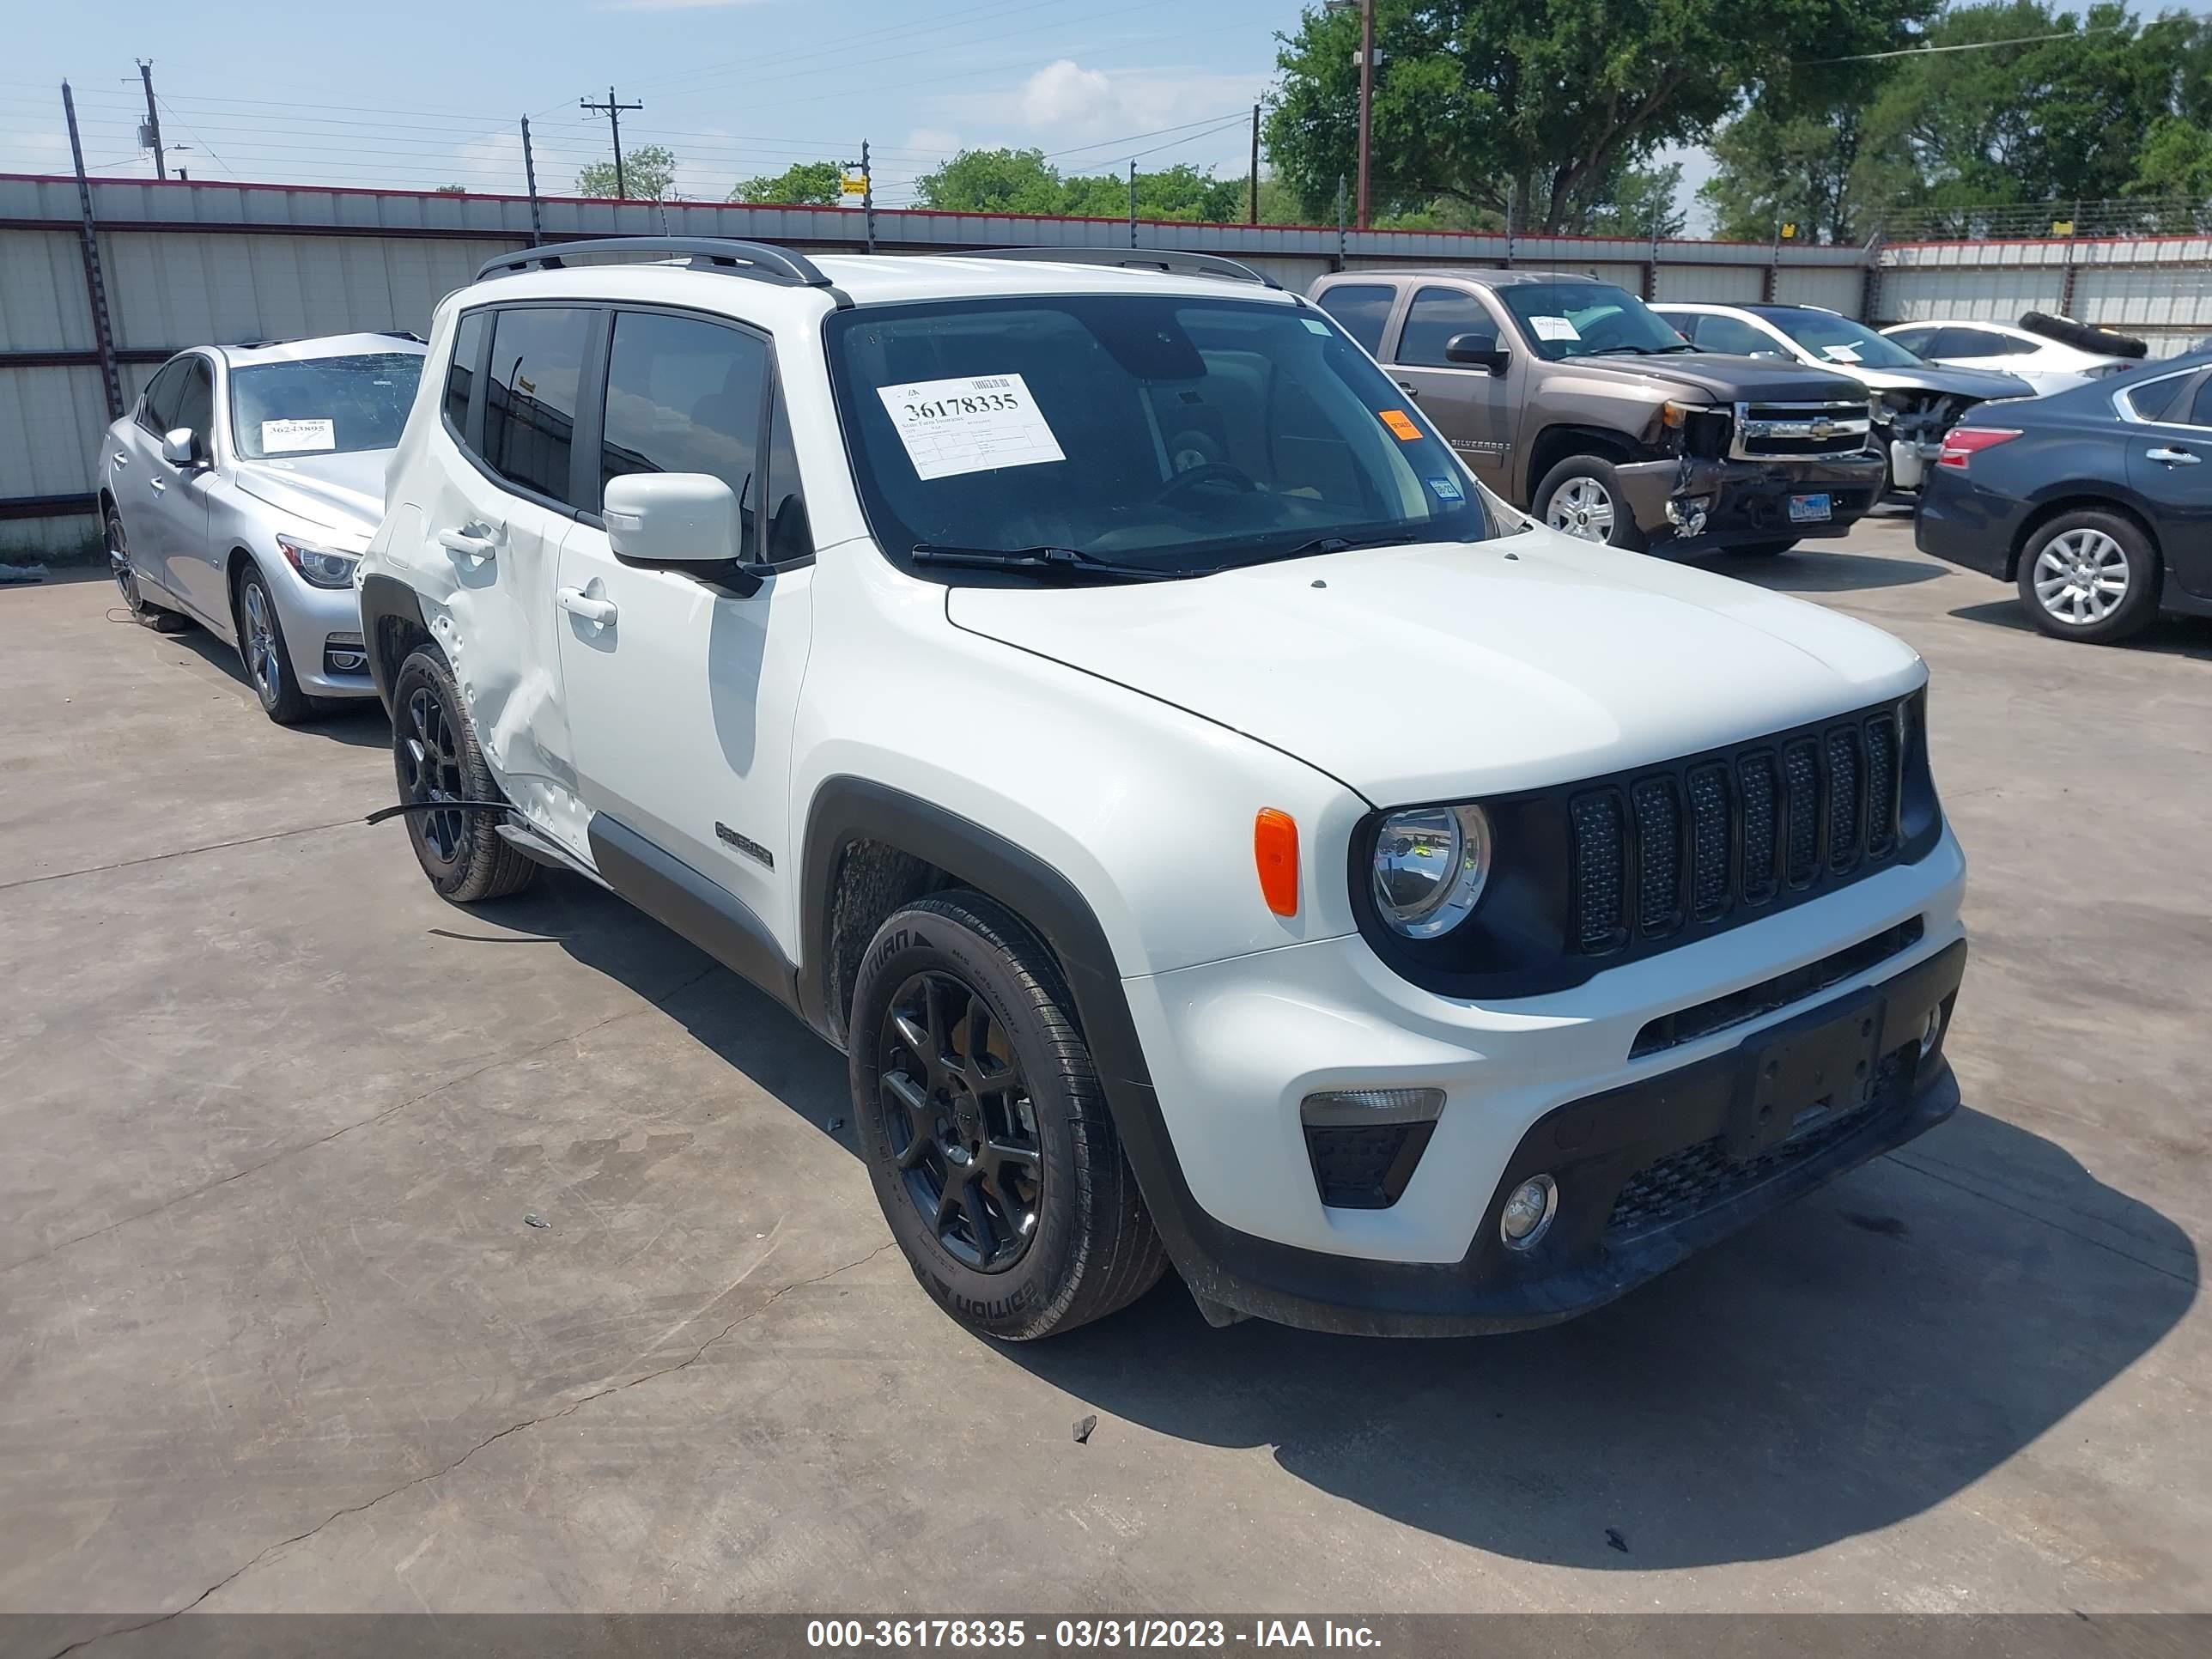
1840;362;2036;401
231;448;391;538
1565;351;1868;405
945;532;1924;805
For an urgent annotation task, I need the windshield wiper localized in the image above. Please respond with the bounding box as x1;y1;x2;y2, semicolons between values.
1279;531;1419;557
1590;343;1698;356
910;544;1190;582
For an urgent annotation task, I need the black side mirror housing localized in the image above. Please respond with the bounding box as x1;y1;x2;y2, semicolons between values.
1443;333;1510;374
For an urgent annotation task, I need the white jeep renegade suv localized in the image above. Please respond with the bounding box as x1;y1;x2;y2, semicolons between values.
359;238;1967;1340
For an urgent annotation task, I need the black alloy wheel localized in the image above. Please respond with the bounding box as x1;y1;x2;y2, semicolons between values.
399;683;470;873
877;970;1043;1273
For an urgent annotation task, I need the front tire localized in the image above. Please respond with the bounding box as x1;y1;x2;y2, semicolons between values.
106;506;185;632
389;647;537;902
234;562;315;724
2016;509;2160;644
851;891;1168;1340
1533;455;1649;551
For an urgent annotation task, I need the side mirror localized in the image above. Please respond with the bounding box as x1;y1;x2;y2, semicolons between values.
1443;333;1510;374
604;472;744;568
161;427;200;467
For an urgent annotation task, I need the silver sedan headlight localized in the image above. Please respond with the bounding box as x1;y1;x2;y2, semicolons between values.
1370;804;1492;938
276;532;361;590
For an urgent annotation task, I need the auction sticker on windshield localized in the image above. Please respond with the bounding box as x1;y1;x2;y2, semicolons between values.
875;374;1066;481
261;417;336;453
1530;316;1581;342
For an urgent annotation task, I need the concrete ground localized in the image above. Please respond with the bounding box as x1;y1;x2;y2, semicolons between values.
1;513;2206;1645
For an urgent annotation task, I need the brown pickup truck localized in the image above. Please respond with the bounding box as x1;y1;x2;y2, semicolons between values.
1310;268;1888;556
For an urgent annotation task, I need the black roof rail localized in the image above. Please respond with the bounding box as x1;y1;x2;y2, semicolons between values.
960;246;1279;289
475;237;850;306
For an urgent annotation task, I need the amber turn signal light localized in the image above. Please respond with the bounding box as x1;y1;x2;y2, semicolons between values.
1255;809;1299;917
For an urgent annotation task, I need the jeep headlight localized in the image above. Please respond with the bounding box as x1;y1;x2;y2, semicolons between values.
1370;805;1492;938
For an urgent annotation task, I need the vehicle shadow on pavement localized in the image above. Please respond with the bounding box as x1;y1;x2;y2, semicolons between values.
1684;546;1948;594
1005;1107;2197;1571
1948;599;2212;659
509;875;2197;1572
159;625;395;745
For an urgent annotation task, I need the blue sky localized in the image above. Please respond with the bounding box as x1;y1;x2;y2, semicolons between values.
0;0;1305;210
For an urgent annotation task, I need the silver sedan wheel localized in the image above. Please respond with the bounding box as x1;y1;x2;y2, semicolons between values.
241;579;283;707
106;514;141;611
1545;474;1616;543
2033;528;2130;626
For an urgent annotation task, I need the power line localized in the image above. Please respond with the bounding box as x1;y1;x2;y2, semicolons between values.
1796;23;2125;65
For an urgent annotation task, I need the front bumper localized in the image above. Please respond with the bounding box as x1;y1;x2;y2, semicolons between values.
1112;833;1967;1335
1617;453;1887;547
268;564;377;699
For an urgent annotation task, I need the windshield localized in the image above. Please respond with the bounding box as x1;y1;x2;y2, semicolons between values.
228;352;424;460
826;295;1491;580
1759;310;1923;369
1493;282;1692;361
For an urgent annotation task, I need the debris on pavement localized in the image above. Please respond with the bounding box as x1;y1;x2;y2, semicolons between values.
1073;1414;1098;1445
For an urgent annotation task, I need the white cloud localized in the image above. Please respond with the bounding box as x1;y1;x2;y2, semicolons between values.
905;127;963;156
1000;58;1267;149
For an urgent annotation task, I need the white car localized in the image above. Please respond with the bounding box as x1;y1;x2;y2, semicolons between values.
1879;318;2135;396
357;239;1969;1341
99;333;427;722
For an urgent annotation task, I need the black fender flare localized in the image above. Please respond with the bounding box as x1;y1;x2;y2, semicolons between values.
359;574;429;714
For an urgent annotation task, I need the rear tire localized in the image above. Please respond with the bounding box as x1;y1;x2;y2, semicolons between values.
2015;509;2160;645
234;562;315;725
851;890;1169;1340
1533;455;1649;551
389;647;537;902
106;506;186;633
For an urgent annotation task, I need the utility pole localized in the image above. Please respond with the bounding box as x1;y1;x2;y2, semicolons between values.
1128;159;1138;247
862;139;876;253
520;116;543;246
1334;173;1347;270
580;85;641;198
136;59;166;180
63;82;123;421
1248;103;1261;226
1354;0;1375;229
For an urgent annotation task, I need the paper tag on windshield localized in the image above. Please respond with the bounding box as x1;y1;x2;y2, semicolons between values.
261;417;335;453
1820;343;1863;363
875;374;1064;481
1530;316;1580;342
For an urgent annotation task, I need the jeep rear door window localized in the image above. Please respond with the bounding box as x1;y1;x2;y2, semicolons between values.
483;307;592;503
599;311;767;558
1395;287;1497;367
828;294;1488;580
1494;282;1695;362
1756;307;1922;368
229;353;424;460
444;312;486;435
1314;284;1396;355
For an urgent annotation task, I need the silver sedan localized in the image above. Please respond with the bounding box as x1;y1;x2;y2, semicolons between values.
98;333;427;723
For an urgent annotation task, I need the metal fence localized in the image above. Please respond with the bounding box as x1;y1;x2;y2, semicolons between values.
12;167;2212;554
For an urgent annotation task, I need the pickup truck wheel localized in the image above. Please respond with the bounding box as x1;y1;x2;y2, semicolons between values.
388;648;537;901
2016;511;2160;644
852;891;1169;1340
106;507;186;632
1534;457;1649;552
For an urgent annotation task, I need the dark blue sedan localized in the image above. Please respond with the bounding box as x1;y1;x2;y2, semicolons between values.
1915;349;2212;643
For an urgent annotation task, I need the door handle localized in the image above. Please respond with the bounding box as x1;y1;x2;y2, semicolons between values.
556;586;618;627
437;524;498;557
2146;447;2201;465
112;452;129;468
148;477;166;493
1395;380;1421;401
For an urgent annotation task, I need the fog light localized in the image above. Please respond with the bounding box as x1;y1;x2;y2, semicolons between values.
1499;1174;1558;1250
1918;1006;1944;1059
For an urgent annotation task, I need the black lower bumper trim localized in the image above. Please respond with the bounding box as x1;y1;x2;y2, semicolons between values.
1146;937;1967;1338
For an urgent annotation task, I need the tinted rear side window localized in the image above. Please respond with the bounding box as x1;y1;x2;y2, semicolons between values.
1396;287;1496;366
2125;374;2190;422
1316;283;1396;354
483;307;592;503
445;311;486;435
763;378;811;563
600;311;767;558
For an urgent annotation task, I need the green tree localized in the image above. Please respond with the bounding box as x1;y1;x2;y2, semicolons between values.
913;148;1066;213
2131;113;2212;198
1265;0;1926;234
729;161;846;206
574;143;678;202
1700;103;1905;243
914;149;1249;222
434;183;467;196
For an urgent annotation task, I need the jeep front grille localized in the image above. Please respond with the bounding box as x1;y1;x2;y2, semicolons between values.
1731;400;1871;459
1571;702;1909;955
